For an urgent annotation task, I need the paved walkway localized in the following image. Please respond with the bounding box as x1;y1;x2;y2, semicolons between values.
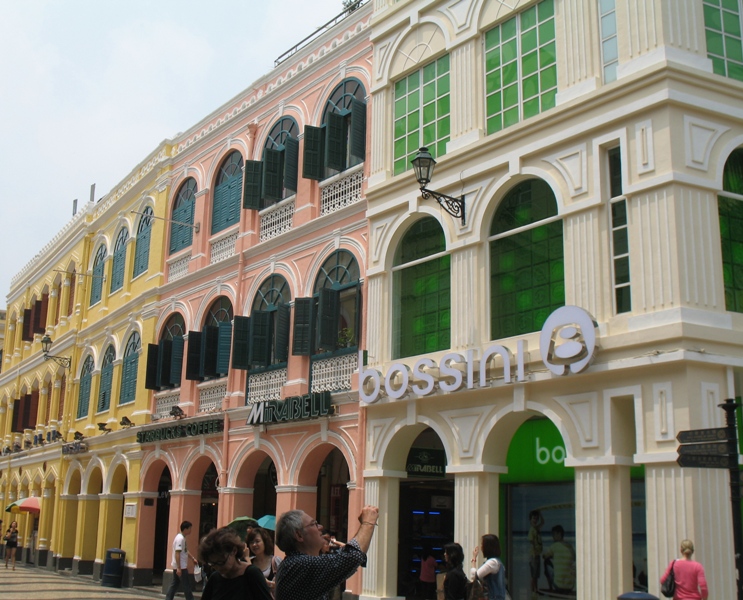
0;563;201;600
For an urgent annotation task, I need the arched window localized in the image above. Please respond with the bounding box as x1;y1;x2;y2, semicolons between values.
110;227;129;293
66;268;76;317
97;345;116;412
303;79;367;181
77;355;95;419
212;151;244;235
291;251;362;356
89;245;107;306
145;314;186;392
243;118;300;210
247;275;291;368
171;178;196;254
133;207;153;278
393;218;450;358
719;148;743;312
120;332;141;405
489;179;564;339
183;297;234;382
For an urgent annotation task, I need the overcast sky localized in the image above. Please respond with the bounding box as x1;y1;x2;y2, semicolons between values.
0;0;351;310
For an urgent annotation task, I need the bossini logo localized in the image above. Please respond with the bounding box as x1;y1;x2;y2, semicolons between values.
359;305;598;404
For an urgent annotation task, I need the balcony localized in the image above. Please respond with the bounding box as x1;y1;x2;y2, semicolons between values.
199;380;227;412
154;390;180;419
260;196;295;242
319;164;364;216
210;230;238;264
247;368;287;404
168;254;190;282
311;352;357;393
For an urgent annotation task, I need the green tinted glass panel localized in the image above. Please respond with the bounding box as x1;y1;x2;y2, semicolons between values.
484;0;556;135
490;180;563;338
704;0;743;80
393;57;451;175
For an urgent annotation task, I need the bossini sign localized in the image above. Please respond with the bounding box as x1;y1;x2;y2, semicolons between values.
359;306;598;404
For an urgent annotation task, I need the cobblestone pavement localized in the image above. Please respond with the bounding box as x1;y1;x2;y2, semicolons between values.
0;564;194;600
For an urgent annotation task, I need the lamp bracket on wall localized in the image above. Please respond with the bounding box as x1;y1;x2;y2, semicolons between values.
130;210;200;233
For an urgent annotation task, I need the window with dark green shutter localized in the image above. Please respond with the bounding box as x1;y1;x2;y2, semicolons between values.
306;250;362;355
243;161;263;210
170;335;184;385
307;78;367;180
90;244;107;306
186;297;234;380
148;313;186;389
489;179;564;339
170;178;196;254
249;275;292;369
110;227;129;293
77;355;94;419
393;218;450;359
212;151;244;235
133;207;153;278
262;117;299;207
249;311;272;368
120;332;141;404
185;331;204;381
157;339;174;389
292;298;314;356
216;321;232;376
98;345;116;412
231;315;251;369
145;344;160;390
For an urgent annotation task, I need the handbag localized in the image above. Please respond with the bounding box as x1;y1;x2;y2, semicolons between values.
466;576;488;600
193;564;202;583
660;559;676;598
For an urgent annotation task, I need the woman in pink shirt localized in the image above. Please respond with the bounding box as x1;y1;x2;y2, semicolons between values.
660;539;708;600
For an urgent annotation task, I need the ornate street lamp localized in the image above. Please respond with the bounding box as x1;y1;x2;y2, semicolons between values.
40;335;71;369
411;147;466;225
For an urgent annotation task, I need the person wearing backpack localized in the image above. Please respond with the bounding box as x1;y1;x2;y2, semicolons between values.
660;539;708;600
470;534;507;600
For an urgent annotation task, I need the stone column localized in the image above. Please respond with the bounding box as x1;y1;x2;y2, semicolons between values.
449;38;483;152
94;493;125;579
37;486;56;566
73;494;100;574
574;464;633;600
48;286;60;329
452;469;501;558
275;485;317;519
368;87;389;187
556;0;600;103
54;494;78;570
59;277;71;326
219;487;254;527
360;472;405;600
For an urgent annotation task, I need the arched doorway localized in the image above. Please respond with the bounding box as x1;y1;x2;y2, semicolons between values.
153;467;172;575
315;448;350;543
398;427;452;599
253;456;277;521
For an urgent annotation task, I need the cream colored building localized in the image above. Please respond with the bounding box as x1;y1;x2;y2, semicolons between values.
362;1;743;599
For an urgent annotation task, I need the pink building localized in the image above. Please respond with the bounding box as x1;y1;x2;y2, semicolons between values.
132;4;372;592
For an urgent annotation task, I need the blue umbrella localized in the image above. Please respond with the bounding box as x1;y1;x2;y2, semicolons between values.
257;514;276;530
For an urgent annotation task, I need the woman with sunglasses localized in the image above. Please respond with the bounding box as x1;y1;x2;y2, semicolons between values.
198;527;273;600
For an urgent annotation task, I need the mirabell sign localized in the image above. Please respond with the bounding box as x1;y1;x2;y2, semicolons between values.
359;306;598;404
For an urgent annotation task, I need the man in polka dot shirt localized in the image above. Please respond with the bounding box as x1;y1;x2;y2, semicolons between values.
275;505;379;600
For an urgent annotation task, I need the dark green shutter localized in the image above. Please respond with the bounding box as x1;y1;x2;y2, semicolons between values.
354;283;363;343
185;331;204;381
275;304;291;362
224;175;242;228
303;126;325;180
169;335;184;386
171;201;194;253
145;344;160;390
318;287;341;349
326;111;346;171
133;225;151;277
98;364;113;411
243;161;263;209
77;374;91;419
263;148;284;201
157;339;173;389
201;326;219;377
212;181;229;235
11;399;21;433
32;301;43;334
350;98;367;161
216;321;232;376
110;247;125;292
231;316;251;369
120;353;138;404
284;136;299;192
22;308;32;341
292;298;314;356
249;311;272;367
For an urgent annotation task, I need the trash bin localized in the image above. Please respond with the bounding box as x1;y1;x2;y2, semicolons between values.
101;548;126;588
618;592;659;600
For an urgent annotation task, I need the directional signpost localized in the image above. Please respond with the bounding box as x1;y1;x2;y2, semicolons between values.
676;399;742;600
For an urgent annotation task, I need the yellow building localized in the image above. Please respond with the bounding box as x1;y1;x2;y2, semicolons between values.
0;143;171;580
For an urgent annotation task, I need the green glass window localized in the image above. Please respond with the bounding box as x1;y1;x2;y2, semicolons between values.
719;148;743;312
171;178;196;254
89;244;107;306
120;332;141;405
704;0;743;81
393;217;450;358
77;355;94;419
484;0;556;135
599;0;618;83
393;55;450;176
490;179;564;339
212;151;244;235
133;207;153;278
608;147;631;313
110;227;129;293
97;345;116;412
